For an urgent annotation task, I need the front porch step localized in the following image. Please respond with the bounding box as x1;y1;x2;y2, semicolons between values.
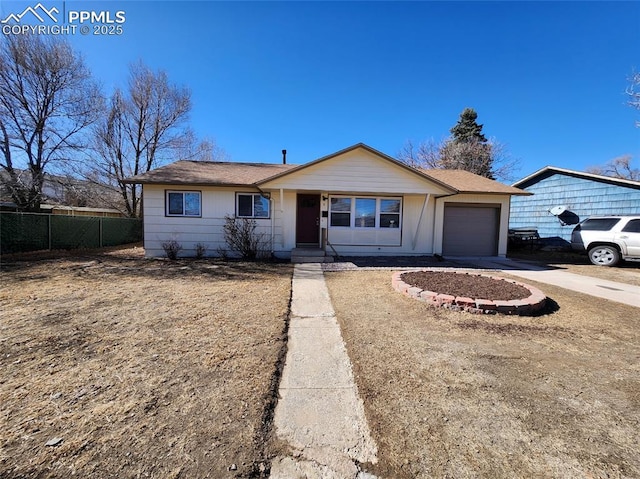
291;256;335;264
291;248;335;264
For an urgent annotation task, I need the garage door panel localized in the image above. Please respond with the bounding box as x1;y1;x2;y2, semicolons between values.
443;205;498;256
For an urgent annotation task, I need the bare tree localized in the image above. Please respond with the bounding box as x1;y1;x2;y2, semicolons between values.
399;109;519;181
90;62;192;217
397;138;441;169
398;137;519;182
0;34;101;211
583;75;640;183
586;155;640;181
174;131;231;162
628;71;640;127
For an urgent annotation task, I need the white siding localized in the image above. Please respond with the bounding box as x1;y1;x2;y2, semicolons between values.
324;193;436;255
272;189;297;254
142;185;511;258
270;189;439;256
142;185;277;258
261;149;452;195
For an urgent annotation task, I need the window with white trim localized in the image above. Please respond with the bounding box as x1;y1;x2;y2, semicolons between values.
236;193;270;218
329;196;401;228
330;197;351;227
166;191;201;217
379;198;401;228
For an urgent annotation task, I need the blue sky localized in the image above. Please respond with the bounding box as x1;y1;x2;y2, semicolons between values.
2;1;639;181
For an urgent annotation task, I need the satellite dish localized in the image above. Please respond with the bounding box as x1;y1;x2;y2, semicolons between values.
549;205;567;216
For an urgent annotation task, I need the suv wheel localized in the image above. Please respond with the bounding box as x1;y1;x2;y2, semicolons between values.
588;245;620;266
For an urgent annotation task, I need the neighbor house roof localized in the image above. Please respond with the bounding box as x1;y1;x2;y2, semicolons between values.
123;143;529;195
513;166;640;190
422;169;531;195
123;160;297;186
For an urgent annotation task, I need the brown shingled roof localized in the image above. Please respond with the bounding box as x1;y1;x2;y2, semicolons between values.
123;160;297;186
421;169;531;195
123;152;529;197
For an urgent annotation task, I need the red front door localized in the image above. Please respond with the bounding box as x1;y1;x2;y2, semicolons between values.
296;194;320;246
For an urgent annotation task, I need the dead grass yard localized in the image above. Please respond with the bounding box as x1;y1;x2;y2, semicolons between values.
326;270;640;479
0;247;292;479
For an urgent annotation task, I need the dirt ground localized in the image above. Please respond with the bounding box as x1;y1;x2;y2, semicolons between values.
0;246;292;479
400;271;531;300
325;270;640;479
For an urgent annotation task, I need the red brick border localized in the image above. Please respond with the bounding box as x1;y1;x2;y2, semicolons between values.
392;270;547;315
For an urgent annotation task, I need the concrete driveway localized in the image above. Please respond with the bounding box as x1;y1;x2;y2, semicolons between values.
449;257;640;308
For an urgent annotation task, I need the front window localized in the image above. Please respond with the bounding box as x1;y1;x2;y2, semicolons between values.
379;199;401;228
329;196;402;229
166;191;201;217
355;198;376;228
237;193;270;218
330;197;352;227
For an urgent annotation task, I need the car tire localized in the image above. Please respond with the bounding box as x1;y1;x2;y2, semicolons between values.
588;245;621;266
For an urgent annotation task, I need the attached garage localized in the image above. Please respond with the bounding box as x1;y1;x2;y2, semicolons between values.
442;204;500;256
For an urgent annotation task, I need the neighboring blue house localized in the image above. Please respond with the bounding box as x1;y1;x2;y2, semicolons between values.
510;166;640;246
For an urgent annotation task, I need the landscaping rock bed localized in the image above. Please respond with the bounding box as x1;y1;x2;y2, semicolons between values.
393;270;547;315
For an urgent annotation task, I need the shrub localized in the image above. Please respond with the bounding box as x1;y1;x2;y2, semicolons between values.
195;243;207;259
161;240;182;260
216;247;229;261
222;215;269;260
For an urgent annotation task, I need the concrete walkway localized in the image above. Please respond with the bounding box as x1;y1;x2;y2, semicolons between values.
270;263;378;479
457;258;640;308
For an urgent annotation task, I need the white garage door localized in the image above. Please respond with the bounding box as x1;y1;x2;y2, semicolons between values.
443;204;499;256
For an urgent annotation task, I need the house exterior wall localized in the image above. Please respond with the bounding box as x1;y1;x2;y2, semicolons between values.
257;149;455;256
324;193;436;256
142;185;277;257
142;184;512;258
510;174;640;242
267;190;437;256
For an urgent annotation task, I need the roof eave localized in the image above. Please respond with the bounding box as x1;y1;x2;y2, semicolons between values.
513;166;640;189
122;178;259;188
457;190;532;196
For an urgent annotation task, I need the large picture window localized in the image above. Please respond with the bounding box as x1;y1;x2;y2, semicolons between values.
355;198;376;228
329;196;402;228
166;191;201;217
237;193;270;218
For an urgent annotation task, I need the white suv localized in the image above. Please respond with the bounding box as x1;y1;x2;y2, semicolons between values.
571;216;640;266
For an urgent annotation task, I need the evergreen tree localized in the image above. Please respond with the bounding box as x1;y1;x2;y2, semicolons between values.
398;107;519;181
450;108;488;143
443;108;494;178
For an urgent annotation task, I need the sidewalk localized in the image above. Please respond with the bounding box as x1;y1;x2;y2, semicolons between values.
270;263;378;479
456;258;640;308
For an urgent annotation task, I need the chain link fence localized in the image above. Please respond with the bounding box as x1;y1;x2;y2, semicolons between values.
0;212;142;254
